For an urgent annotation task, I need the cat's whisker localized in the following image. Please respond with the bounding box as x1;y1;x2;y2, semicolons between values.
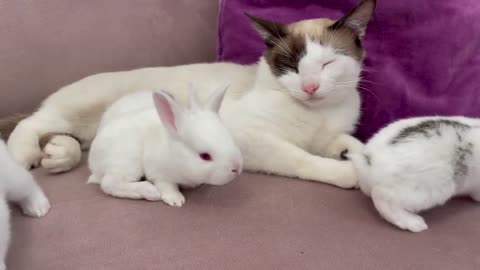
358;77;379;85
356;86;381;103
272;23;293;55
270;37;291;57
278;36;293;55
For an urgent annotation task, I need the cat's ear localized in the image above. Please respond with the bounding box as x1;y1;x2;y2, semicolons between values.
330;0;376;38
245;13;287;47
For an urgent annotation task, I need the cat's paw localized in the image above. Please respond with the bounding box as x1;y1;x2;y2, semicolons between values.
161;191;185;207
41;135;82;174
339;139;365;160
20;189;51;218
336;177;359;189
334;162;359;189
325;134;365;161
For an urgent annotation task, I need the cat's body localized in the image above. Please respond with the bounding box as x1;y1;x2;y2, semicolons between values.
350;116;480;232
0;139;50;269
222;58;362;185
6;0;376;189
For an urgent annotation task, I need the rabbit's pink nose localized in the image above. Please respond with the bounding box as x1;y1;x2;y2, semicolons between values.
231;162;242;174
302;80;319;95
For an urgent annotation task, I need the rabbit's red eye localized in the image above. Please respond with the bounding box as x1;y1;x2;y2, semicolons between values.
199;152;212;161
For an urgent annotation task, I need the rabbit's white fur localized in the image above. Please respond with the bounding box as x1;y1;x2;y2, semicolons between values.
349;116;480;232
88;84;242;207
0;139;50;269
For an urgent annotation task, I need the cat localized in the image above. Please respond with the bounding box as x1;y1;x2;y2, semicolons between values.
0;138;50;270
4;0;376;189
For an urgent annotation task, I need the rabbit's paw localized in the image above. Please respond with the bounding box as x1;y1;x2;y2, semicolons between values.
470;191;480;202
396;215;428;233
140;184;162;201
20;189;51;218
161;191;185;207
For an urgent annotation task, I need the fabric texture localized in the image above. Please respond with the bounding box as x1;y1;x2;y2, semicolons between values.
0;0;219;117
9;164;480;269
217;0;480;141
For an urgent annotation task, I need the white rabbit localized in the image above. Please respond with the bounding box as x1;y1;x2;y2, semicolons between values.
0;139;50;269
87;83;243;207
349;116;480;232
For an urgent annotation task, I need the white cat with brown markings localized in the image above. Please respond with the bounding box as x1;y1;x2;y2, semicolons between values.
5;0;376;188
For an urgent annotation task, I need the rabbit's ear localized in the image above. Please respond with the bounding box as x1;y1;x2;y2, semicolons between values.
188;82;202;111
152;91;183;133
206;82;230;113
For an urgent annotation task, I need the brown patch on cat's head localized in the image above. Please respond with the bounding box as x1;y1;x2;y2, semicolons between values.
287;19;334;37
245;0;376;77
287;18;364;62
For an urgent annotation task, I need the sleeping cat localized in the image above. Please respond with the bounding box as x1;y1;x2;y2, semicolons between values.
5;0;376;188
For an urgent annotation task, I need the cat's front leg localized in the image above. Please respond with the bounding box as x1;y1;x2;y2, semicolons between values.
240;133;358;189
322;134;364;160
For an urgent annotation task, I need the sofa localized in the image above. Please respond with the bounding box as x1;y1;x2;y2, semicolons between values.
2;0;480;269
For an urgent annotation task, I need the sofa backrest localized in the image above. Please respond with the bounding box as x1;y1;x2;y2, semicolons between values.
0;0;219;116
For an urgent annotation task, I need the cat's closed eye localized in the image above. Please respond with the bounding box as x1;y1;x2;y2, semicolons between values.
322;60;335;69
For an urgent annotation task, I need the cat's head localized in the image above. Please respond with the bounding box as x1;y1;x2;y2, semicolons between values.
247;0;376;106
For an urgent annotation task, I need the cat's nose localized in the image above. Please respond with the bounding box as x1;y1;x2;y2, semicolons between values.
302;80;319;95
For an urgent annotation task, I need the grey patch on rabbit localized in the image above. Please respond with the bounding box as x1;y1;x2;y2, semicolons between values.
453;142;473;184
391;119;470;145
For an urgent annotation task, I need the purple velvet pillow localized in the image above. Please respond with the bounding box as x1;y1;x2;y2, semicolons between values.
217;0;480;141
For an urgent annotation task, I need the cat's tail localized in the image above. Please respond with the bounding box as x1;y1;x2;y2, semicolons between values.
5;108;78;170
0;113;30;140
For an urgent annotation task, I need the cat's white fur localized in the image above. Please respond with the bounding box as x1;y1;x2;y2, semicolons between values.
279;38;361;107
8;41;362;188
349;116;480;232
7;1;375;188
0;139;50;269
222;50;363;187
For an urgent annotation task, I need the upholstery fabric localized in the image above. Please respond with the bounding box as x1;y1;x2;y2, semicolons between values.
0;0;218;116
9;164;480;269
